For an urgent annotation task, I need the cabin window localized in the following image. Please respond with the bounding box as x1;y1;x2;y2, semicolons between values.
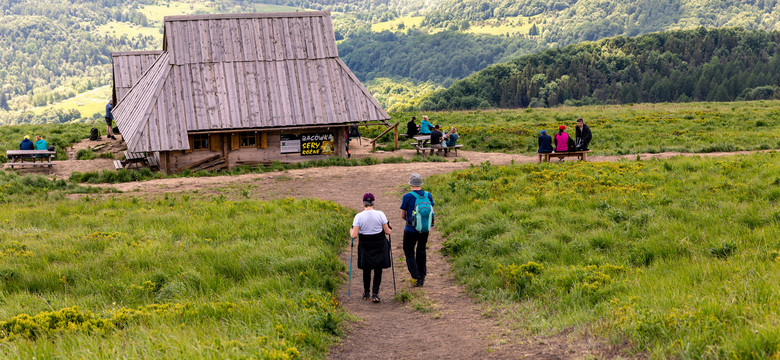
240;132;256;147
192;134;209;150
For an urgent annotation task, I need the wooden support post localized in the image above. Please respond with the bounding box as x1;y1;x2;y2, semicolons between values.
394;123;398;150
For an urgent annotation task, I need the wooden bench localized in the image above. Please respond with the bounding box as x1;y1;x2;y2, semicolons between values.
5;150;57;169
538;150;591;163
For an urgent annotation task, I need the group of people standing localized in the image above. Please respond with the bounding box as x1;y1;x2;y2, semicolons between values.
406;116;460;156
538;118;592;154
350;173;433;303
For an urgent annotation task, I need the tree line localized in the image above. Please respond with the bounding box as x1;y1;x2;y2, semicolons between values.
416;27;780;110
339;29;543;87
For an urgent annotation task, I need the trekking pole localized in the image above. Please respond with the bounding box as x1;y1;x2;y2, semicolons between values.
348;237;354;300
389;234;396;295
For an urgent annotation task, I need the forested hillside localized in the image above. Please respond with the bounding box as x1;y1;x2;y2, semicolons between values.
0;0;155;112
422;0;780;45
416;27;780;110
339;30;543;86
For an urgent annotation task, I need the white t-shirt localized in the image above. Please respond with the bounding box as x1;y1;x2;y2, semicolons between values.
352;209;388;235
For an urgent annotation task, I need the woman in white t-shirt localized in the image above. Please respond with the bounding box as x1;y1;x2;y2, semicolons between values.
350;193;392;303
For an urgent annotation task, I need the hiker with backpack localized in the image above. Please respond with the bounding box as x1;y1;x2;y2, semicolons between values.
105;99;117;140
400;173;434;287
350;193;392;303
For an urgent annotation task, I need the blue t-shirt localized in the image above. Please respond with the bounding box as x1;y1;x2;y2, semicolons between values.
400;190;434;233
105;102;113;119
419;120;433;134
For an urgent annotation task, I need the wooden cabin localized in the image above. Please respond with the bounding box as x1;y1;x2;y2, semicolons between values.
112;11;390;173
111;50;163;102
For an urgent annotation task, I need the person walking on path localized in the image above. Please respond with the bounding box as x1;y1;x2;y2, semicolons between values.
350;193;392;303
575;118;592;151
400;173;434;287
105;99;117;140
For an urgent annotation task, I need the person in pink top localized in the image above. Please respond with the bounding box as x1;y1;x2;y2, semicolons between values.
553;125;570;152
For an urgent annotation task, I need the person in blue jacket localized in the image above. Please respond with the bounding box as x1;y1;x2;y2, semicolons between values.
537;130;553;154
20;136;34;150
419;116;433;135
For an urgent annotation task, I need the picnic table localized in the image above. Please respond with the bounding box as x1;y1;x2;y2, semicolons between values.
5;150;57;169
114;151;160;171
538;150;591;163
411;135;463;156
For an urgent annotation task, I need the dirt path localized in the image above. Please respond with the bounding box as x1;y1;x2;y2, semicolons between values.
61;142;776;359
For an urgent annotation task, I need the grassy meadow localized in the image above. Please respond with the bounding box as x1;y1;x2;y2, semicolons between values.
31;86;112;119
0;122;101;162
367;101;780;155
0;171;353;358
426;152;780;358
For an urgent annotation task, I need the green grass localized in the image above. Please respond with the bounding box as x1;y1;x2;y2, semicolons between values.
426;152;780;358
94;21;162;41
463;16;541;36
69;155;450;184
0;171;354;358
138;1;298;25
367;101;780;154
0;122;100;162
138;2;219;24
370;16;425;32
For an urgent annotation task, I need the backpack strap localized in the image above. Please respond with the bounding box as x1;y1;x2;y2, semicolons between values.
410;191;427;200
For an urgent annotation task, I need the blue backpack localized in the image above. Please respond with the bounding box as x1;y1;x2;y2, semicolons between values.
408;191;434;232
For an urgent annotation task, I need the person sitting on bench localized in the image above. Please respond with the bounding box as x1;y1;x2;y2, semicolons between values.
575;118;592;151
20;136;34;151
406;116;419;137
553;125;570;154
538;130;553;154
443;127;459;156
430;125;443;155
419;116;433;135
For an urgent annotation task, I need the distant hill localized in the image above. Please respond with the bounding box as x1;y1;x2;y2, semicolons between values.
416;28;780;110
339;30;543;87
422;0;780;45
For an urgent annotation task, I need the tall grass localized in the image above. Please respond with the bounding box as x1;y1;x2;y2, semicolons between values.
69;155;449;184
0;194;354;358
366;101;780;155
426;152;780;358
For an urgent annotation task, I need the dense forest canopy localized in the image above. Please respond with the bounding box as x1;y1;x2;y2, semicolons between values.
422;0;780;45
0;0;155;112
417;27;780;110
339;30;543;86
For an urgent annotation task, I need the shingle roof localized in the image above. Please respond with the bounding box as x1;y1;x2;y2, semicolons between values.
113;11;389;153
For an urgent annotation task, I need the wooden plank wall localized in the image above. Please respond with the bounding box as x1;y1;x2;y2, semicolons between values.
166;128;346;172
112;51;163;101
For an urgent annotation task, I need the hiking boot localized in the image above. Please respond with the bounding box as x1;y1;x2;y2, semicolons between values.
371;294;381;303
110;135;117;140
362;292;370;301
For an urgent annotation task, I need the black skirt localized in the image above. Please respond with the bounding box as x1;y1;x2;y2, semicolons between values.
357;232;391;270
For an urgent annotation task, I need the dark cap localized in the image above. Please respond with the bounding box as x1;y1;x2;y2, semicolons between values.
363;193;375;202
